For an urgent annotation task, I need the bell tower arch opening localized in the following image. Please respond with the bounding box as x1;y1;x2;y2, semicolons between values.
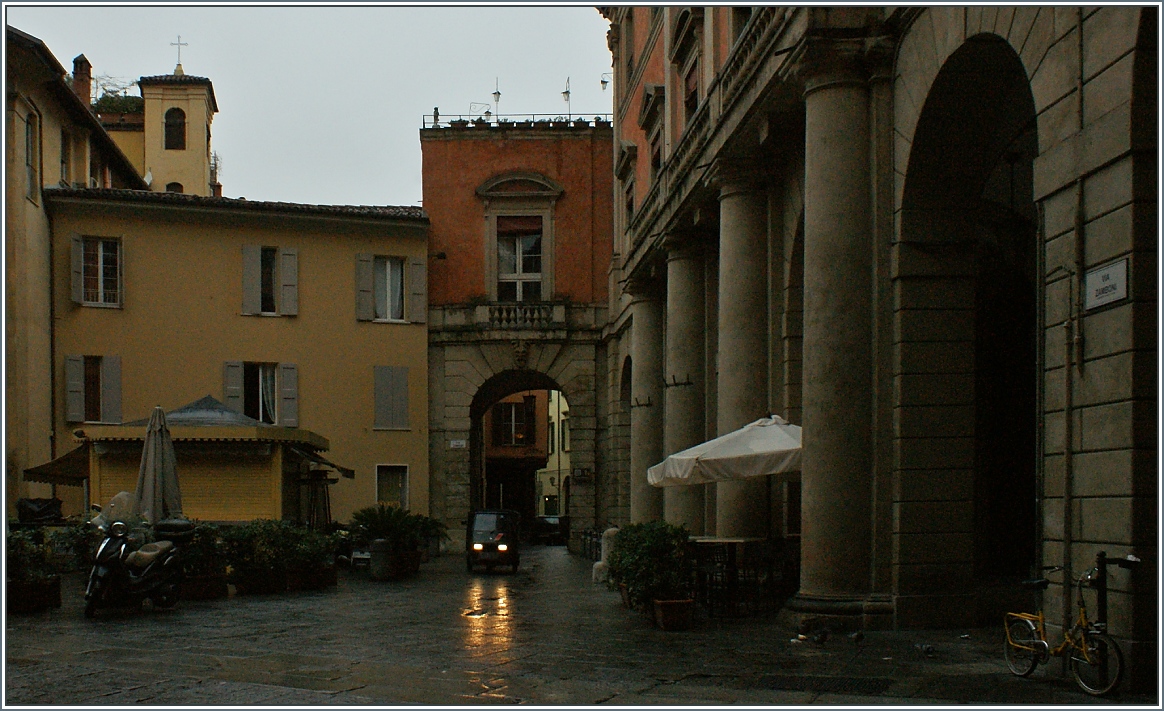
898;32;1039;622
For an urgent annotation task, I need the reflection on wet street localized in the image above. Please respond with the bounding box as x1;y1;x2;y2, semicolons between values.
8;544;1133;705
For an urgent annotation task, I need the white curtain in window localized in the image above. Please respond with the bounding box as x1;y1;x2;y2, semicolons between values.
260;365;277;424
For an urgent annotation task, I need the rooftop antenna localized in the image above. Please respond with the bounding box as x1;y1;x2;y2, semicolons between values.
561;77;571;120
170;34;188;74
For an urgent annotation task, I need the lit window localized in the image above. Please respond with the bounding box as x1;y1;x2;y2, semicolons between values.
493;397;535;446
377;465;409;508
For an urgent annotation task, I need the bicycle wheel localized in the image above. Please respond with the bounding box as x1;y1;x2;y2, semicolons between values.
1004;618;1041;677
1071;631;1123;696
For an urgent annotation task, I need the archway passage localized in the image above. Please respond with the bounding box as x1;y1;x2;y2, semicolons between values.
470;370;569;537
899;33;1039;612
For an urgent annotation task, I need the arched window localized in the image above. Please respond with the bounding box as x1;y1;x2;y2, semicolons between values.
165;182;183;193
164;107;186;150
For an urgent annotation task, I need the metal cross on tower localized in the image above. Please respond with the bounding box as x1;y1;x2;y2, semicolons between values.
171;35;188;64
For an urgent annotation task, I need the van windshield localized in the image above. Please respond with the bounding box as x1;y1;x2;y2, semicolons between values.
473;513;500;532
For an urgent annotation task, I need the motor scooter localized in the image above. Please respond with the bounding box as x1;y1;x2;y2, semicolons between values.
84;514;190;618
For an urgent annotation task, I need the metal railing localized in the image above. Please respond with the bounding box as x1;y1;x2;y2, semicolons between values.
423;113;612;129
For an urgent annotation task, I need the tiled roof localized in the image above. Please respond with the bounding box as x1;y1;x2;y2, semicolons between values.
139;73;218;112
43;187;429;222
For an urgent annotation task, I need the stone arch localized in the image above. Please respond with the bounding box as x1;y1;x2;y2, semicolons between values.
895;31;1039;627
431;339;597;533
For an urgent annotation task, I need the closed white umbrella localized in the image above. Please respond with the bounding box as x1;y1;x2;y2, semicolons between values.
647;415;801;487
133;406;184;524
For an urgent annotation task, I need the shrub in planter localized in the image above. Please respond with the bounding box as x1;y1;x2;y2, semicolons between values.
221;519;296;594
7;529;61;613
46;522;98;572
414;514;449;562
607;521;694;613
286;528;337;591
350;505;443;579
181;522;228;600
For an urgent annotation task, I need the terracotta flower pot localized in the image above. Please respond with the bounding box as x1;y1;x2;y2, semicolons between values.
653;598;694;631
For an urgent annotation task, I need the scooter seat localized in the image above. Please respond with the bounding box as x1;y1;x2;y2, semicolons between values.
126;540;174;568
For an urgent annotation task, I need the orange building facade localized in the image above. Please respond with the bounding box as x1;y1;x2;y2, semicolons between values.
421;119;616;538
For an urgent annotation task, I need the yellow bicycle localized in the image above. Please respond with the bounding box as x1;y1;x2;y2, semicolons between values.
1004;565;1123;696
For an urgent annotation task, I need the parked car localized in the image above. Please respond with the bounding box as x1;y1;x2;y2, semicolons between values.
466;510;521;573
533;515;566;545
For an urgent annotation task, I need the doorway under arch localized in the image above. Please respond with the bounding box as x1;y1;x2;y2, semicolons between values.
897;33;1039;623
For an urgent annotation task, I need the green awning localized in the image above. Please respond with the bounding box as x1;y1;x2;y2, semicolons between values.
24;445;89;486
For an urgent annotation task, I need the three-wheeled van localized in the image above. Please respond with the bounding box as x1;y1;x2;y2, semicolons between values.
466;509;521;573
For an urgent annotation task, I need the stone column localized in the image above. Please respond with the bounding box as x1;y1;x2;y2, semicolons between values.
628;278;664;523
794;41;876;614
663;238;705;533
715;162;769;537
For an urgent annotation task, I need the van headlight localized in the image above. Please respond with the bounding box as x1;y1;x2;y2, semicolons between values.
497;544;508;552
473;543;484;551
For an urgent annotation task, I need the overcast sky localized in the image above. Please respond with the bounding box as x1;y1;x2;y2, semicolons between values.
6;4;614;206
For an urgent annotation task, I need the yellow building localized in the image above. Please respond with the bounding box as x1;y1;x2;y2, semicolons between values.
44;187;430;522
5;27;145;513
535;390;570;517
97;64;220;196
8;26;431;524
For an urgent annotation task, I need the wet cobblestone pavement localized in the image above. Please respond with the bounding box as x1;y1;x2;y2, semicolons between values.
6;546;1157;705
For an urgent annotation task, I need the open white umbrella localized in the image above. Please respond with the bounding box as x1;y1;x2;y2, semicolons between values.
647;415;802;487
133;406;184;524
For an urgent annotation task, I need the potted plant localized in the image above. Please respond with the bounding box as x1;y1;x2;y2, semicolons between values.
448;118;469;129
550;116;571;128
349;505;422;580
181;522;228;600
607;521;695;630
286;528;337;591
7;529;62;613
572;118;590;128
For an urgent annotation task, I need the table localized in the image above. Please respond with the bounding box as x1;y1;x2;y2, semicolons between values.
688;537;770;617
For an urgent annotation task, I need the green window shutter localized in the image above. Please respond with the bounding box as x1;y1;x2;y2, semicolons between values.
279;363;299;427
408;256;427;323
279;247;298;316
100;355;122;423
241;245;261;315
70;236;83;304
65;355;84;422
374;365;409;429
223;361;244;412
356;253;374;321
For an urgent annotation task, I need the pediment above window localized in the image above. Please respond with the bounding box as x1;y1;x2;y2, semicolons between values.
476;172;564;200
637;84;664;131
615;142;638;181
669;7;704;65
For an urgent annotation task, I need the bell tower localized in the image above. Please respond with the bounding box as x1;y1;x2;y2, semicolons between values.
138;63;218;196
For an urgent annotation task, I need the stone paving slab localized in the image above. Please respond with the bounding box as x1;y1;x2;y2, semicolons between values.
6;546;1157;706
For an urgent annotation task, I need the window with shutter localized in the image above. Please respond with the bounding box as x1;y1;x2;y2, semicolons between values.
374;365;409;430
279;363;298;427
71;236;122;307
355;253;374;321
65;354;121;423
279;248;298;316
223;361;244;412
